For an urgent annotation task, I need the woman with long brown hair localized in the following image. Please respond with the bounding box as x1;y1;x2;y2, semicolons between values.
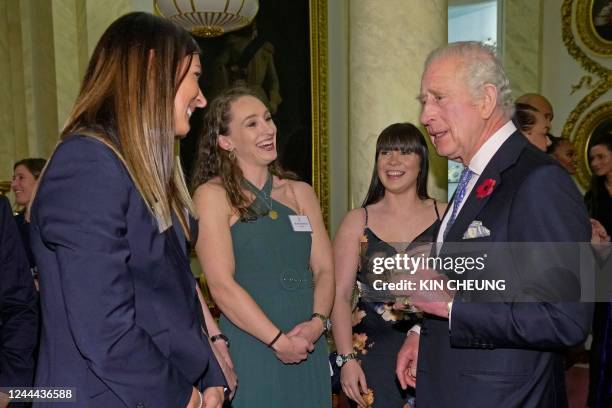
331;123;445;407
30;12;226;407
191;86;334;407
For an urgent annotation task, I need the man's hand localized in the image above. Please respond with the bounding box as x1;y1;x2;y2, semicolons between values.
396;331;420;389
400;269;453;318
591;218;610;244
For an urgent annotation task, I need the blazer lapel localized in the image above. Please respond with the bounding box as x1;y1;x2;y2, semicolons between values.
443;131;528;243
444;169;500;242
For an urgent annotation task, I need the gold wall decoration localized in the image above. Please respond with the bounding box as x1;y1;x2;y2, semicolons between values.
573;101;612;188
570;75;596;94
561;0;612;189
576;0;612;56
310;0;329;226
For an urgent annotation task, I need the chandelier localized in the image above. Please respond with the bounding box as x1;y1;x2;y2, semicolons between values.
154;0;259;38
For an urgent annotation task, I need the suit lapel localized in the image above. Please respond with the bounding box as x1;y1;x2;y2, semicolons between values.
443;131;528;244
445;168;500;242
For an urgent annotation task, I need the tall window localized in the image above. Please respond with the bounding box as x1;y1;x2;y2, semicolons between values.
447;0;498;199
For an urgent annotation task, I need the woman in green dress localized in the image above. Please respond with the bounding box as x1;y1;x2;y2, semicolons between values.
191;86;334;407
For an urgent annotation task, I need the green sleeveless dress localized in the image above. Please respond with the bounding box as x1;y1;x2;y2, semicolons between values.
219;176;331;407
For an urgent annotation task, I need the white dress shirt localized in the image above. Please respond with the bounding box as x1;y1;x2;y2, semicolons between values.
409;120;516;335
436;120;517;246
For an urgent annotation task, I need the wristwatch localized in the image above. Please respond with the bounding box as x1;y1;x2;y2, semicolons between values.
311;313;331;333
336;352;357;367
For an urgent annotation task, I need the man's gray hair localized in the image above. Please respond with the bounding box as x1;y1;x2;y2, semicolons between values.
425;41;514;118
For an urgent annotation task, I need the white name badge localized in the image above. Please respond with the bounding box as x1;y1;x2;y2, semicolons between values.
289;215;312;232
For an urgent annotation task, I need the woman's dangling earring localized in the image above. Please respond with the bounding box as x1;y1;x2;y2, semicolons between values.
228;149;236;161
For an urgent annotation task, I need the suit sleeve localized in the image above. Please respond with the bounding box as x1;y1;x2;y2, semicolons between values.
0;196;38;387
34;139;193;407
450;164;593;349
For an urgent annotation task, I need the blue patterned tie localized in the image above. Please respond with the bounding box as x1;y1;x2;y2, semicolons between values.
444;167;474;240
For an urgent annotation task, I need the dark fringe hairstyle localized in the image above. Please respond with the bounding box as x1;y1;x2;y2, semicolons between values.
362;123;430;207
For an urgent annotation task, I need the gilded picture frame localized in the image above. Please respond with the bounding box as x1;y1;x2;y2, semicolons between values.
574;101;612;189
176;0;329;226
576;0;612;56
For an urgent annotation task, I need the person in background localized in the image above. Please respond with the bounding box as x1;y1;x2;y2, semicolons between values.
11;158;46;276
331;123;445;407
0;195;38;408
29;12;226;407
516;93;554;128
586;135;612;235
513;102;552;151
191;86;334;407
586;134;612;408
547;135;577;175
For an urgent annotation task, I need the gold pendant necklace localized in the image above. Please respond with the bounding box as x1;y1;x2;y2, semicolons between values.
261;190;277;220
247;174;277;220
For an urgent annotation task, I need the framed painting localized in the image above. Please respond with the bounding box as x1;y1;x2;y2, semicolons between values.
576;0;612;56
574;101;612;189
179;0;329;224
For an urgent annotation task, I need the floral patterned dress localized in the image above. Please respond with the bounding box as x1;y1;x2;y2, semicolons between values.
351;205;440;407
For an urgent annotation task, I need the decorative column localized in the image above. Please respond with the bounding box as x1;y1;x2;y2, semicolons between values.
502;0;542;96
348;0;448;207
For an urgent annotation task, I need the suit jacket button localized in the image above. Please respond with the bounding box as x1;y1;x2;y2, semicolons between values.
136;403;145;408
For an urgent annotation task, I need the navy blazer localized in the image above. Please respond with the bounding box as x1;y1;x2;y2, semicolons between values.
417;131;593;408
31;136;225;407
0;195;38;388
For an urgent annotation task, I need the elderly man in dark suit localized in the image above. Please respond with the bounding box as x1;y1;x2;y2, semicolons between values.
396;42;592;407
0;195;38;406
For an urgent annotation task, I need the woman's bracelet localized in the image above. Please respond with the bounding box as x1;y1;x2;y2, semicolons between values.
210;333;230;348
267;330;283;349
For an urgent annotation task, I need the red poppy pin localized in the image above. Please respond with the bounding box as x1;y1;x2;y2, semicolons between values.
476;178;496;199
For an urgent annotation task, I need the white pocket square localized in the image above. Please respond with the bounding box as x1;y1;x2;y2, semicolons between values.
462;220;491;239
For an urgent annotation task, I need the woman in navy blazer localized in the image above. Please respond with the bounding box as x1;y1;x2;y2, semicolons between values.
29;12;225;408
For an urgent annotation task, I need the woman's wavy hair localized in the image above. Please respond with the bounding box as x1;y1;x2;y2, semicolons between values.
35;12;199;236
190;86;295;220
362;123;430;207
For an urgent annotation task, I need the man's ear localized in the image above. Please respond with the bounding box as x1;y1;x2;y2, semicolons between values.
218;135;233;152
480;83;498;119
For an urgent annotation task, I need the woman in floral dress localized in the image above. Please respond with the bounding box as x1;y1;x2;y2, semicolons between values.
331;123;446;407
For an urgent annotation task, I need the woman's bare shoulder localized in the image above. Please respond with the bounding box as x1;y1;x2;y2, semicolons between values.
192;178;231;216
